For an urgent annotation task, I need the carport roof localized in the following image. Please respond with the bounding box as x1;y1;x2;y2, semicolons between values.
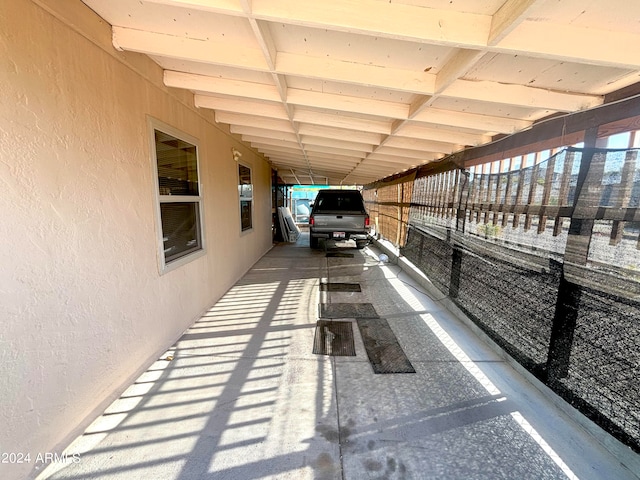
83;0;640;185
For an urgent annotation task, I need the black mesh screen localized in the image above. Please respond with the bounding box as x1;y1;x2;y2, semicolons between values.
402;229;559;370
559;287;640;447
374;147;640;452
455;246;560;369
402;227;452;295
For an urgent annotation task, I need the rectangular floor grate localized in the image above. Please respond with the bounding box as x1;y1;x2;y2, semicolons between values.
319;282;362;292
357;318;416;374
320;303;378;319
313;320;356;356
326;251;355;258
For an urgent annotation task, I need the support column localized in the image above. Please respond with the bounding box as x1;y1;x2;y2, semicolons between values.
449;247;463;299
545;128;603;381
546;268;582;380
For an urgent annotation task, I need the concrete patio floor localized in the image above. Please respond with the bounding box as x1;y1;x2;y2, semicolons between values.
38;234;639;479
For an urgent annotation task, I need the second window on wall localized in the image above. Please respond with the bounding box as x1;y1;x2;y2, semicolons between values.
238;163;253;231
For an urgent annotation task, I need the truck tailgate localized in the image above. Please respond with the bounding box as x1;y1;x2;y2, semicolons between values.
312;213;366;231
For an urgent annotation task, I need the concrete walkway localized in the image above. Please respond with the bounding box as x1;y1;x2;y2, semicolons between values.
39;234;639;479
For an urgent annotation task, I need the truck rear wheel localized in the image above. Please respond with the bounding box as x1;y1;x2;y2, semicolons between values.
310;236;319;249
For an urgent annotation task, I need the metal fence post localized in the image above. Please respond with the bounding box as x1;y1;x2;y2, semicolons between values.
449;246;462;299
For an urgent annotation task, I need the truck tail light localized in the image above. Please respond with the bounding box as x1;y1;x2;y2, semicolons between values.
309;215;314;226
365;215;370;227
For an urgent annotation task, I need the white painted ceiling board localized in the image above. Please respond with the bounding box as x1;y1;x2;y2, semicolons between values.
82;0;640;185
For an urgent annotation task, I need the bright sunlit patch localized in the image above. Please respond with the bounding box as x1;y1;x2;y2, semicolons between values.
377;255;579;480
510;411;579;480
34;352;179;479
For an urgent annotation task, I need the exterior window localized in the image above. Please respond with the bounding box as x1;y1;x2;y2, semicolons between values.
152;125;204;269
238;164;253;231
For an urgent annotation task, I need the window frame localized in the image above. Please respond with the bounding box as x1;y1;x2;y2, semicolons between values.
238;162;253;233
149;118;206;274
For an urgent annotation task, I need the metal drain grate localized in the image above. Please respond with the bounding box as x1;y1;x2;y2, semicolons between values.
319;282;362;292
326;251;355;258
320;303;378;319
313;320;356;356
357;318;415;374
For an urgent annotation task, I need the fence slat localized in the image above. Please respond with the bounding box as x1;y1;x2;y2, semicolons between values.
610;150;638;245
513;167;527;228
538;155;556;234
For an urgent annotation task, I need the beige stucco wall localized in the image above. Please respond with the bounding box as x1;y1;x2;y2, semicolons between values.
0;2;273;478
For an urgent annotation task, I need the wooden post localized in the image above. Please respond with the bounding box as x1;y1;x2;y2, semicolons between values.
396;183;402;247
469;168;479;224
435;172;445;218
450;169;459;223
502;159;515;227
565;148;606;266
426;175;435;218
444;170;453;220
553;150;577;236
524;163;540;231
476;166;486;223
456;170;470;233
493;172;503;226
419;177;427;224
546;128;603;381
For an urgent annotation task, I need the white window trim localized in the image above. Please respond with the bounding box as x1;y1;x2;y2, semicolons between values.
149;117;206;274
238;161;254;234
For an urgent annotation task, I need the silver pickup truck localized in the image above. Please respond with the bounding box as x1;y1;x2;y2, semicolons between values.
309;189;370;249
